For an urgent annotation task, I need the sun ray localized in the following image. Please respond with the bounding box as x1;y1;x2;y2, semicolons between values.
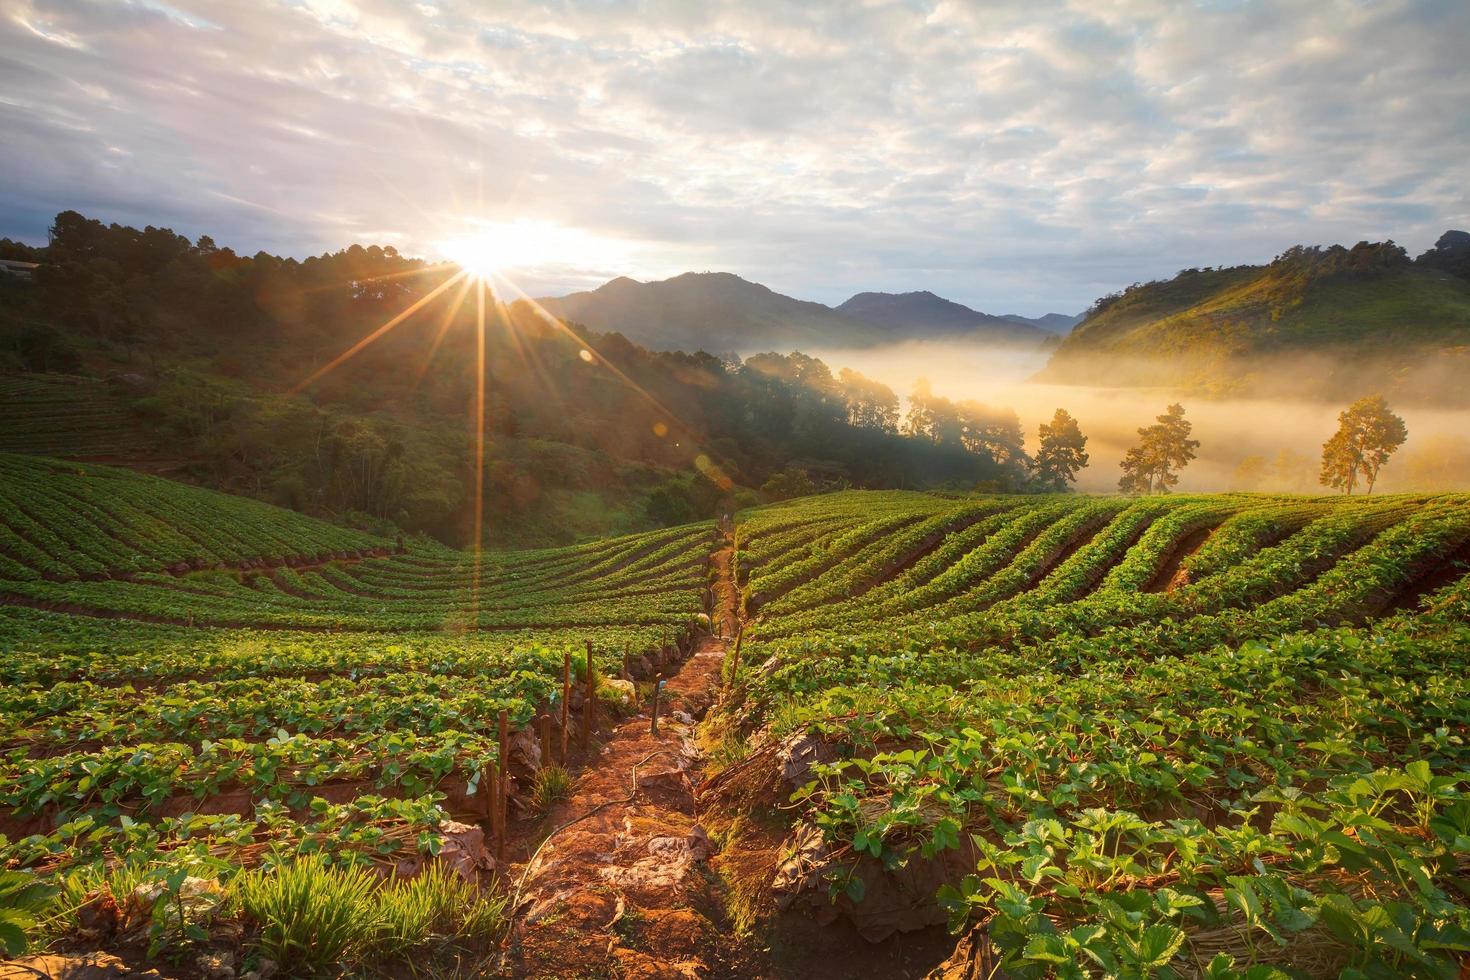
289;269;467;394
299;261;459;295
489;273;693;440
471;277;488;623
413;274;475;386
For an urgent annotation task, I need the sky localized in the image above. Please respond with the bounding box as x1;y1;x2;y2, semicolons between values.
1;0;1467;315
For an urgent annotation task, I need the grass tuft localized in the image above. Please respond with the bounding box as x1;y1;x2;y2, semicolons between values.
532;765;574;810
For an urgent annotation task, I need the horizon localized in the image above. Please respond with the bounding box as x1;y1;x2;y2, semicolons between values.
3;1;1467;316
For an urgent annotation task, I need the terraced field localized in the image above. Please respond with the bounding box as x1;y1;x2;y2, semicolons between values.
0;374;152;458
0;454;713;959
4;469;1469;977
712;491;1470;978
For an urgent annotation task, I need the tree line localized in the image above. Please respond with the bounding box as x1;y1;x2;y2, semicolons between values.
986;396;1409;496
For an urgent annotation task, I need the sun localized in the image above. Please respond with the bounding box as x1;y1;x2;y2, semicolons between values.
436;218;632;283
439;232;523;283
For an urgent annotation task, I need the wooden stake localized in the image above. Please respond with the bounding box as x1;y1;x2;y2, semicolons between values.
497;709;510;865
560;648;571;763
650;678;664;735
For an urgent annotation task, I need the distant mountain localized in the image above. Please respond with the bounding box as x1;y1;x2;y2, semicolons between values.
999;312;1084;334
536;274;1078;353
835;291;1047;345
1037;234;1470;403
536;272;888;353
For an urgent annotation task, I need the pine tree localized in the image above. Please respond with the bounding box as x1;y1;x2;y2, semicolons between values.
1118;403;1199;494
1320;395;1408;494
1032;408;1089;491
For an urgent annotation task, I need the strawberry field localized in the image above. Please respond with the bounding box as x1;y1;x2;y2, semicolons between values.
715;491;1470;978
4;461;1469;976
0;456;713;964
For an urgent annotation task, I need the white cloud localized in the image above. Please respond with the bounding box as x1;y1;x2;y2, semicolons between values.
0;0;1465;313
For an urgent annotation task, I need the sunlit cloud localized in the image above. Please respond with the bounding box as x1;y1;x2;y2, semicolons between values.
0;0;1465;313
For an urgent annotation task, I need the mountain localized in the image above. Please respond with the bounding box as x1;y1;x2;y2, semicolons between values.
535;272;888;352
1037;234;1470;403
999;311;1084;334
537;274;1080;352
835;291;1047;345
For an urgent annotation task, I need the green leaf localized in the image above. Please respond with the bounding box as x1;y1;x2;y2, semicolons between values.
1023;933;1071;964
1135;923;1186;969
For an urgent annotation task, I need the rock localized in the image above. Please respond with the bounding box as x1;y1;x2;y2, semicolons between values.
779;732;838;791
606;678;636;706
925;925;1002;980
0;953;162;978
76;889;120;941
124;876;224;933
599;827;713;898
635;768;696;813
196;950;235;979
772;822;976;942
670;709;694;726
508;725;543;780
395;820;495;882
107;373;152;390
240;958;278;980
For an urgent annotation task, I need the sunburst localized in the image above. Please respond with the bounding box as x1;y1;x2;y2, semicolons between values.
288;226;732;629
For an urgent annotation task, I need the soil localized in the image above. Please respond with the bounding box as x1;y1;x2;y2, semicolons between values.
504;536;748;979
1143;523;1218;593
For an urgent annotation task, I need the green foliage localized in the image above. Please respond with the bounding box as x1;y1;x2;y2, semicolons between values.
1320;394;1409;495
0;870;57;956
236;854;382;971
1118;403;1199;494
533;766;574;810
723;488;1470;975
761;466;818;501
1043;233;1470;399
1030;408;1089;492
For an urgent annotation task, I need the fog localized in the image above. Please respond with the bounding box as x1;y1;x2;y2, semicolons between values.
809;340;1470;494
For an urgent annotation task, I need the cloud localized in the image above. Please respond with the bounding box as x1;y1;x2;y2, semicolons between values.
0;0;1466;313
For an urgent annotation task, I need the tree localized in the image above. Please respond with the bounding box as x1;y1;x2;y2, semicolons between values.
1118;403;1199;494
838;368;899;433
1031;408;1089;491
761;466;817;501
1319;395;1408;494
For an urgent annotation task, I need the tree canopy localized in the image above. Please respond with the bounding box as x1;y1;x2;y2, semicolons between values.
1320;395;1408;494
1118;403;1199;494
1031;408;1089;491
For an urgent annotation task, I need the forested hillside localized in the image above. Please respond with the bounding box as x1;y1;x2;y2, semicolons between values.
0;213;1019;548
1039;233;1470;400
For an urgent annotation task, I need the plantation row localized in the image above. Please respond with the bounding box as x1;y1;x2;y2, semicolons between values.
0;373;151;458
0;462;717;960
718;491;1470;978
0;455;712;631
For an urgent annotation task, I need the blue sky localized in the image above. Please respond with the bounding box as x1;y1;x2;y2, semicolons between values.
1;0;1466;314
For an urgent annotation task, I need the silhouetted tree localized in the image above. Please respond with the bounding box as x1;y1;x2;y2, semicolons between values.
838;368;899;433
1032;408;1089;491
1320;394;1407;494
1118;403;1199;494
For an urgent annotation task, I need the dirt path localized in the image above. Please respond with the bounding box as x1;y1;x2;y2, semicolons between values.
506;537;744;979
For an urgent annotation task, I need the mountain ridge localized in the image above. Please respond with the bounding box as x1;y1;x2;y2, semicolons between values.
536;273;1076;352
1037;232;1470;402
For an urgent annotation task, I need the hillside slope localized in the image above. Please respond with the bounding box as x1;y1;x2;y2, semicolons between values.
536;272;888;352
835;290;1047;345
1039;237;1470;400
